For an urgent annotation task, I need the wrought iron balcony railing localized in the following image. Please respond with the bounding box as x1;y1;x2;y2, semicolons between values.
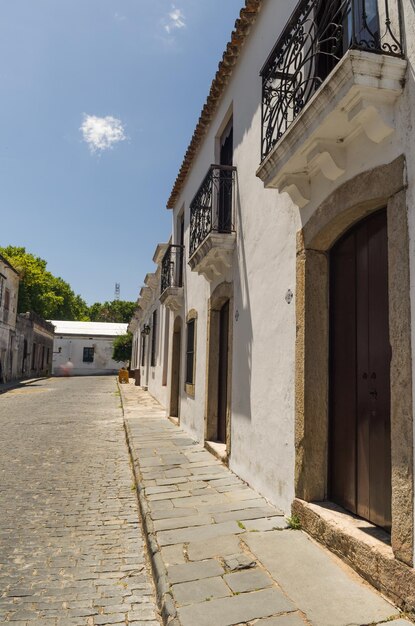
161;244;184;295
261;0;404;161
189;164;236;257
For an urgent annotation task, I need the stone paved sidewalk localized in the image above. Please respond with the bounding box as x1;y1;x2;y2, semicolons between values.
120;381;413;626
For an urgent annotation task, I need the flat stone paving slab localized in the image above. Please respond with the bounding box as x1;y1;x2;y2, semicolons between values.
186;534;241;561
241;516;288;531
168;559;224;584
157;520;244;546
151;506;197;520
153;513;213;531
213;507;280;524
172;576;232;606
224;568;274;593
177;587;295;626
243;530;399;626
160;544;186;566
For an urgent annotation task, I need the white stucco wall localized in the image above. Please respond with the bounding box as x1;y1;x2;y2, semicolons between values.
142;303;169;409
52;335;126;376
163;0;415;521
130;0;415;539
130;263;170;410
51;321;128;376
165;0;302;513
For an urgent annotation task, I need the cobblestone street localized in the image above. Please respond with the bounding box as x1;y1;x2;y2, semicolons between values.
0;376;160;626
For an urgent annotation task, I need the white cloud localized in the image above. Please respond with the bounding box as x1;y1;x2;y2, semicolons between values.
80;114;127;154
164;5;186;35
114;12;126;22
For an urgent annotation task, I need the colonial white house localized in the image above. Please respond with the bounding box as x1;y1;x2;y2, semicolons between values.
51;321;128;376
130;0;415;610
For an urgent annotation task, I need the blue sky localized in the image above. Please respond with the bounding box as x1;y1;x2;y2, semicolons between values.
0;0;243;305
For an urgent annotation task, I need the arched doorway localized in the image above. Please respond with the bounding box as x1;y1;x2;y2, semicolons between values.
294;156;413;566
170;316;182;419
329;209;391;530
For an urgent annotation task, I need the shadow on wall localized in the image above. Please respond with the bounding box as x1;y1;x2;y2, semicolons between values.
233;179;253;422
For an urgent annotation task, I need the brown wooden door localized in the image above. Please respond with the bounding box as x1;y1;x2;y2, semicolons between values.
329;209;391;530
170;327;181;419
217;300;229;443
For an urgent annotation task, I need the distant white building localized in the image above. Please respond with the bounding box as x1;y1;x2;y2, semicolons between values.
51;321;128;376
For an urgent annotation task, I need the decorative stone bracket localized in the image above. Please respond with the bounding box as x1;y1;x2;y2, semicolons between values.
257;50;407;208
159;287;184;311
139;286;153;304
188;232;236;282
144;272;159;292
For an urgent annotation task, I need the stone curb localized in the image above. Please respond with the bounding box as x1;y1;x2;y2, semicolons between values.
118;383;179;626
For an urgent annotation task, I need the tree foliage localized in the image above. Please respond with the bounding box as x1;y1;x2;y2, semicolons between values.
112;333;132;363
0;246;137;323
0;246;89;320
89;300;136;323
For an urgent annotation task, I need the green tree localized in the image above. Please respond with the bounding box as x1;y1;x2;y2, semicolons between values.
0;246;89;320
89;300;136;323
112;333;132;363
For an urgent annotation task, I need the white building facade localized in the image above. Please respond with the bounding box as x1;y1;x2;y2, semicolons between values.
130;0;415;608
51;321;128;376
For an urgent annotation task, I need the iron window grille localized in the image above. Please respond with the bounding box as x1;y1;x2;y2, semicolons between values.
261;0;404;161
83;347;94;363
189;164;237;257
161;244;184;295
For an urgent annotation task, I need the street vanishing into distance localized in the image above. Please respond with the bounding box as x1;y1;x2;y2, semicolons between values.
0;376;160;626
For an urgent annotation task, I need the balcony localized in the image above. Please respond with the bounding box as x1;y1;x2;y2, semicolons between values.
189;164;237;281
160;244;184;311
256;0;406;207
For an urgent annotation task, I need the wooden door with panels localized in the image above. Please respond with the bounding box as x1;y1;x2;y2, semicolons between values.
329;209;391;530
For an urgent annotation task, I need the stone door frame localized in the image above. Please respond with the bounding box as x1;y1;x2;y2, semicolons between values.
205;282;233;455
295;155;414;566
169;315;182;419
